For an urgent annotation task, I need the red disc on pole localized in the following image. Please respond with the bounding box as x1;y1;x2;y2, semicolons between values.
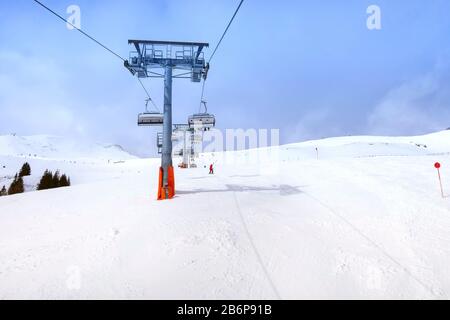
435;162;441;169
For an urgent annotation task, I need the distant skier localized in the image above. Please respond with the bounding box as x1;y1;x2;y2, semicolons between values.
209;163;214;175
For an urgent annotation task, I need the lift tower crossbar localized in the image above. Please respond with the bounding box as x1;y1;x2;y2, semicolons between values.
125;40;209;200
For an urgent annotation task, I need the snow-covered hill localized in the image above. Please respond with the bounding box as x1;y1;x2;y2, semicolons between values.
0;134;137;193
0;131;449;299
281;130;450;159
0;134;136;161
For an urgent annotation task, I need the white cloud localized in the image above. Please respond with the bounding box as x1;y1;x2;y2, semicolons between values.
291;107;343;142
367;66;450;135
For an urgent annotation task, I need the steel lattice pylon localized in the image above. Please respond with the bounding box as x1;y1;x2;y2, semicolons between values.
125;40;209;200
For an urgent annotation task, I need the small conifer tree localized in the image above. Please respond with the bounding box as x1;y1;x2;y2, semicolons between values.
19;162;31;177
8;175;24;195
60;174;69;187
52;171;60;188
37;170;53;191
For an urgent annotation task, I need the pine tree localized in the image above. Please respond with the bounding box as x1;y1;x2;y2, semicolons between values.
19;162;31;177
52;171;60;188
7;174;24;195
8;174;18;195
60;174;69;187
0;185;6;196
7;180;14;195
15;176;24;194
37;170;53;191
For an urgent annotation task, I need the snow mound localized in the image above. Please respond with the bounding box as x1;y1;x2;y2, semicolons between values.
280;130;450;159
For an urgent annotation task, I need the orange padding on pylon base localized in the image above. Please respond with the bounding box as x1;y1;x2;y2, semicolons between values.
167;165;175;198
157;167;164;200
157;166;175;200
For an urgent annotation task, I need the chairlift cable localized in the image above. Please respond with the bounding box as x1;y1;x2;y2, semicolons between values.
33;0;126;62
32;0;160;113
138;78;160;113
208;0;244;64
198;0;244;115
198;79;206;113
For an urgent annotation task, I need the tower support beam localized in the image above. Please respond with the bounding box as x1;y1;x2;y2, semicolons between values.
159;64;174;199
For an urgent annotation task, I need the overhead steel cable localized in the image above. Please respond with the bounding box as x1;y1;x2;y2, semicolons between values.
198;79;207;113
138;78;160;112
32;0;160;111
208;0;245;64
199;0;244;113
33;0;126;62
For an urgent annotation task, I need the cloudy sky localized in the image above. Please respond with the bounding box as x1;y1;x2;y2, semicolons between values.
1;0;449;156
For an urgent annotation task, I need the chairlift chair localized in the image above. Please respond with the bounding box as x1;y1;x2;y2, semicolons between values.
137;98;163;126
138;112;164;126
188;100;215;131
156;132;163;154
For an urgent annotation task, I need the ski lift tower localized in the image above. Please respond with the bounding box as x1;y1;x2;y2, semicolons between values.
125;40;209;200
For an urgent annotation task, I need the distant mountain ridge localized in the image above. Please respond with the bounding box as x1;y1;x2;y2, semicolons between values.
0;134;137;160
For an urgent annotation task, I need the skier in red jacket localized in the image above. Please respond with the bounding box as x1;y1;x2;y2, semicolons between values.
209;163;214;174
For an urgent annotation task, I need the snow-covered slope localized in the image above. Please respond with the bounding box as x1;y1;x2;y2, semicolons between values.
0;134;136;161
0;131;450;299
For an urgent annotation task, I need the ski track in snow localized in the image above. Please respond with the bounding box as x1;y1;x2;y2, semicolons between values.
1;131;450;299
229;186;282;299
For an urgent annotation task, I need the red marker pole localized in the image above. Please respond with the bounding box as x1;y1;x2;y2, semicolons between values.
434;162;444;198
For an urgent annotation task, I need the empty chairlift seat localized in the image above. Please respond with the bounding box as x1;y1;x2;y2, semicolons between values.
188;113;215;130
156;132;163;154
137;112;164;126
